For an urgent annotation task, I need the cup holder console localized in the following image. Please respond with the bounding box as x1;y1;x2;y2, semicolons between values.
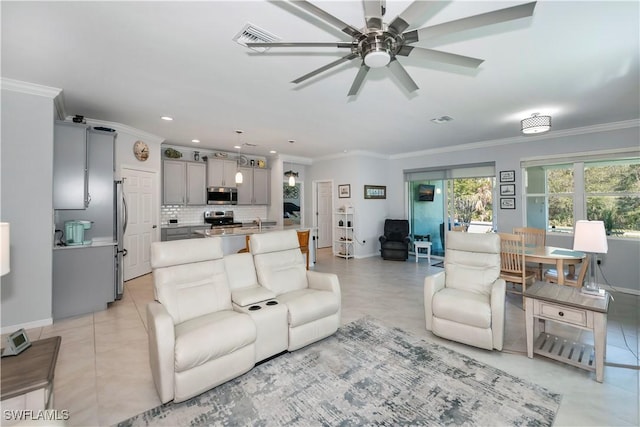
266;300;278;306
248;305;262;311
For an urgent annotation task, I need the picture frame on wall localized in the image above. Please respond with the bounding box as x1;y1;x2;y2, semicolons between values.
338;184;351;198
499;170;515;182
500;184;516;196
500;198;516;209
364;185;386;199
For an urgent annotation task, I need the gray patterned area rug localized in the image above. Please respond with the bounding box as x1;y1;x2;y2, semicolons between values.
117;317;560;426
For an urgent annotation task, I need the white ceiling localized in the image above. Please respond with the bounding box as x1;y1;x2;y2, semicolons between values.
2;1;638;160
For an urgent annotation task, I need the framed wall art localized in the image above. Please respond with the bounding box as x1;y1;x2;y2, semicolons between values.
338;184;351;198
500;198;516;209
499;170;515;182
500;184;516;196
364;185;386;199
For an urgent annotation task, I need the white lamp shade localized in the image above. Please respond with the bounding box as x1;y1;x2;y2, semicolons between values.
1;222;10;276
288;175;296;186
573;220;608;253
235;171;243;184
521;114;551;134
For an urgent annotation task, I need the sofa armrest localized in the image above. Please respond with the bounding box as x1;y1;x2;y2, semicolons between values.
379;235;387;244
306;270;341;296
403;236;411;244
147;301;176;404
490;278;506;351
423;271;445;331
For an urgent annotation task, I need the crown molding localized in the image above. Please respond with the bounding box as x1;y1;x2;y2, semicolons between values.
78;117;165;144
390;119;640;160
278;154;313;165
1;78;66;119
314;149;390;163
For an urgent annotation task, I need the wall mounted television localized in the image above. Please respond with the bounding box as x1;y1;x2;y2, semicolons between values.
417;184;435;202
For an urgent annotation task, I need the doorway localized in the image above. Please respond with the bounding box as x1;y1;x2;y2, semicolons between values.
315;181;333;248
121;167;158;281
283;182;302;227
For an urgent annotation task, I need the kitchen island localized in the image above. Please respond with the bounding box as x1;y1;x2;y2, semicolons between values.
194;225;316;262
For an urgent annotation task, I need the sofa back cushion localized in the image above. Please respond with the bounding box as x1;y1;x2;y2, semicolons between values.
250;230;307;295
223;252;258;290
151;238;232;324
444;231;501;296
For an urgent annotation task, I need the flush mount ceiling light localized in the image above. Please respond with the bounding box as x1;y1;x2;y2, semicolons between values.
521;113;551;134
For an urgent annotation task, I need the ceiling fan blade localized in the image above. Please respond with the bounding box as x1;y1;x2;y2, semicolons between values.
292;0;364;38
292;52;359;84
387;58;419;93
363;0;383;31
388;1;435;35
348;64;370;96
397;46;484;68
404;1;537;43
246;42;354;48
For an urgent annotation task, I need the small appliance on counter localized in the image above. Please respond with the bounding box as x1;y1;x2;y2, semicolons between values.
64;220;93;246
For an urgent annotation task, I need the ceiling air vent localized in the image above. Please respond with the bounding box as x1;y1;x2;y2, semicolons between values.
430;116;454;124
233;23;280;53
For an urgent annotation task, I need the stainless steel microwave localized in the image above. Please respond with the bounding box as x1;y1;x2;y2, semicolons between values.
207;187;237;205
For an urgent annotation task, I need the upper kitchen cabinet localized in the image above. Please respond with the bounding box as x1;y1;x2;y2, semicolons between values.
207;158;237;188
53;121;89;209
163;160;206;205
237;167;270;205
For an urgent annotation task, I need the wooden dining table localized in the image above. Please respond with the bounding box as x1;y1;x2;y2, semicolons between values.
524;246;586;285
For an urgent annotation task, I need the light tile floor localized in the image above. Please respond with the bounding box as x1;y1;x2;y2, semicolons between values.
8;249;639;426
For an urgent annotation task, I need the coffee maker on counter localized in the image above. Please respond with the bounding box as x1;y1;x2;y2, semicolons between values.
64;220;93;246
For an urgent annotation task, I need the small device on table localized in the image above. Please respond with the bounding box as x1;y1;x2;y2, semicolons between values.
1;328;31;357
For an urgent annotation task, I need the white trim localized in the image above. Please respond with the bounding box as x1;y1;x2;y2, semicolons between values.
1;317;53;335
1;78;62;98
314;150;389;163
521;147;640;168
391;119;640;160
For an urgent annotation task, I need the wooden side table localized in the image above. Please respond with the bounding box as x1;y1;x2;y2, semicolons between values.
524;282;609;382
1;336;61;410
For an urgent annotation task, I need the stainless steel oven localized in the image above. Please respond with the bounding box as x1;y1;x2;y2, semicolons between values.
207;187;237;205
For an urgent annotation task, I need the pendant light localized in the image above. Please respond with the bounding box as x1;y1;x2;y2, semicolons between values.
284;163;298;187
234;130;243;184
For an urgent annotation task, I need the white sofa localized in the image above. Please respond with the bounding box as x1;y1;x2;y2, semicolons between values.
250;230;341;351
147;231;341;403
424;231;506;351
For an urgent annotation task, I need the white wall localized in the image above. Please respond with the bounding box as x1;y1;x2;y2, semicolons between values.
1;87;57;330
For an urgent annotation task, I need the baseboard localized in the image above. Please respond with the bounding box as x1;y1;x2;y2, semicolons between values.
1;317;53;335
599;283;640;296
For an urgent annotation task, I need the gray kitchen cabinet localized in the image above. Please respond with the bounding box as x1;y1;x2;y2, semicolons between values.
161;225;208;241
52;245;115;320
207;158;237;188
53;121;89;209
163;160;206;205
237;167;270;205
186;162;206;205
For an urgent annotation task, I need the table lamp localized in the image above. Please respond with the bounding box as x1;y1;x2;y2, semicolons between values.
572;220;608;297
1;222;10;276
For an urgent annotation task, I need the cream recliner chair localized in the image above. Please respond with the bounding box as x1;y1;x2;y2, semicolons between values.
147;237;256;403
250;230;341;351
424;231;505;351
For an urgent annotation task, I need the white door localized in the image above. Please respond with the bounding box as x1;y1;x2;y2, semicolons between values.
316;181;333;248
122;168;157;280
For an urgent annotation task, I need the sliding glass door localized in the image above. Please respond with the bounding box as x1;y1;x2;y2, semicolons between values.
407;164;496;258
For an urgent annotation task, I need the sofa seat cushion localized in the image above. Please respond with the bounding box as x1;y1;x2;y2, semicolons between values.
231;286;277;307
432;288;491;329
277;289;340;328
174;310;256;373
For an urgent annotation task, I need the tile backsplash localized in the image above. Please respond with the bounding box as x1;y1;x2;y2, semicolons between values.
161;205;269;225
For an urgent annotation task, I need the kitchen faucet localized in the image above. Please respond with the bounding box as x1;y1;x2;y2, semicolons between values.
254;217;262;232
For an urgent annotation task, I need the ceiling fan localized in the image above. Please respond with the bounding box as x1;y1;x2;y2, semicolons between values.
247;0;537;96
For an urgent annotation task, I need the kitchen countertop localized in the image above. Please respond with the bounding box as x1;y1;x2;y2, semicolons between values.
53;237;117;250
194;224;312;237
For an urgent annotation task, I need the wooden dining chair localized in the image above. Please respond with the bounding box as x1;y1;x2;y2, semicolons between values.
237;235;251;253
297;229;310;270
498;232;536;308
513;227;546;279
544;254;590;288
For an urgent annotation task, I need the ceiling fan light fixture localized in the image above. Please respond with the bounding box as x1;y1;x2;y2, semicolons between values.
364;50;391;68
521;113;551;134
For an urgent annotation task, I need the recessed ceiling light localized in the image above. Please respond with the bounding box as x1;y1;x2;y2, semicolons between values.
161;116;173;121
234;145;242;149
192;139;200;143
430;116;453;124
270;150;277;154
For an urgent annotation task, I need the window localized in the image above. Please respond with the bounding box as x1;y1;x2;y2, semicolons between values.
525;156;640;238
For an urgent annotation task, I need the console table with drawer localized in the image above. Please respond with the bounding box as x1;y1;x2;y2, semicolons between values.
524;281;610;383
